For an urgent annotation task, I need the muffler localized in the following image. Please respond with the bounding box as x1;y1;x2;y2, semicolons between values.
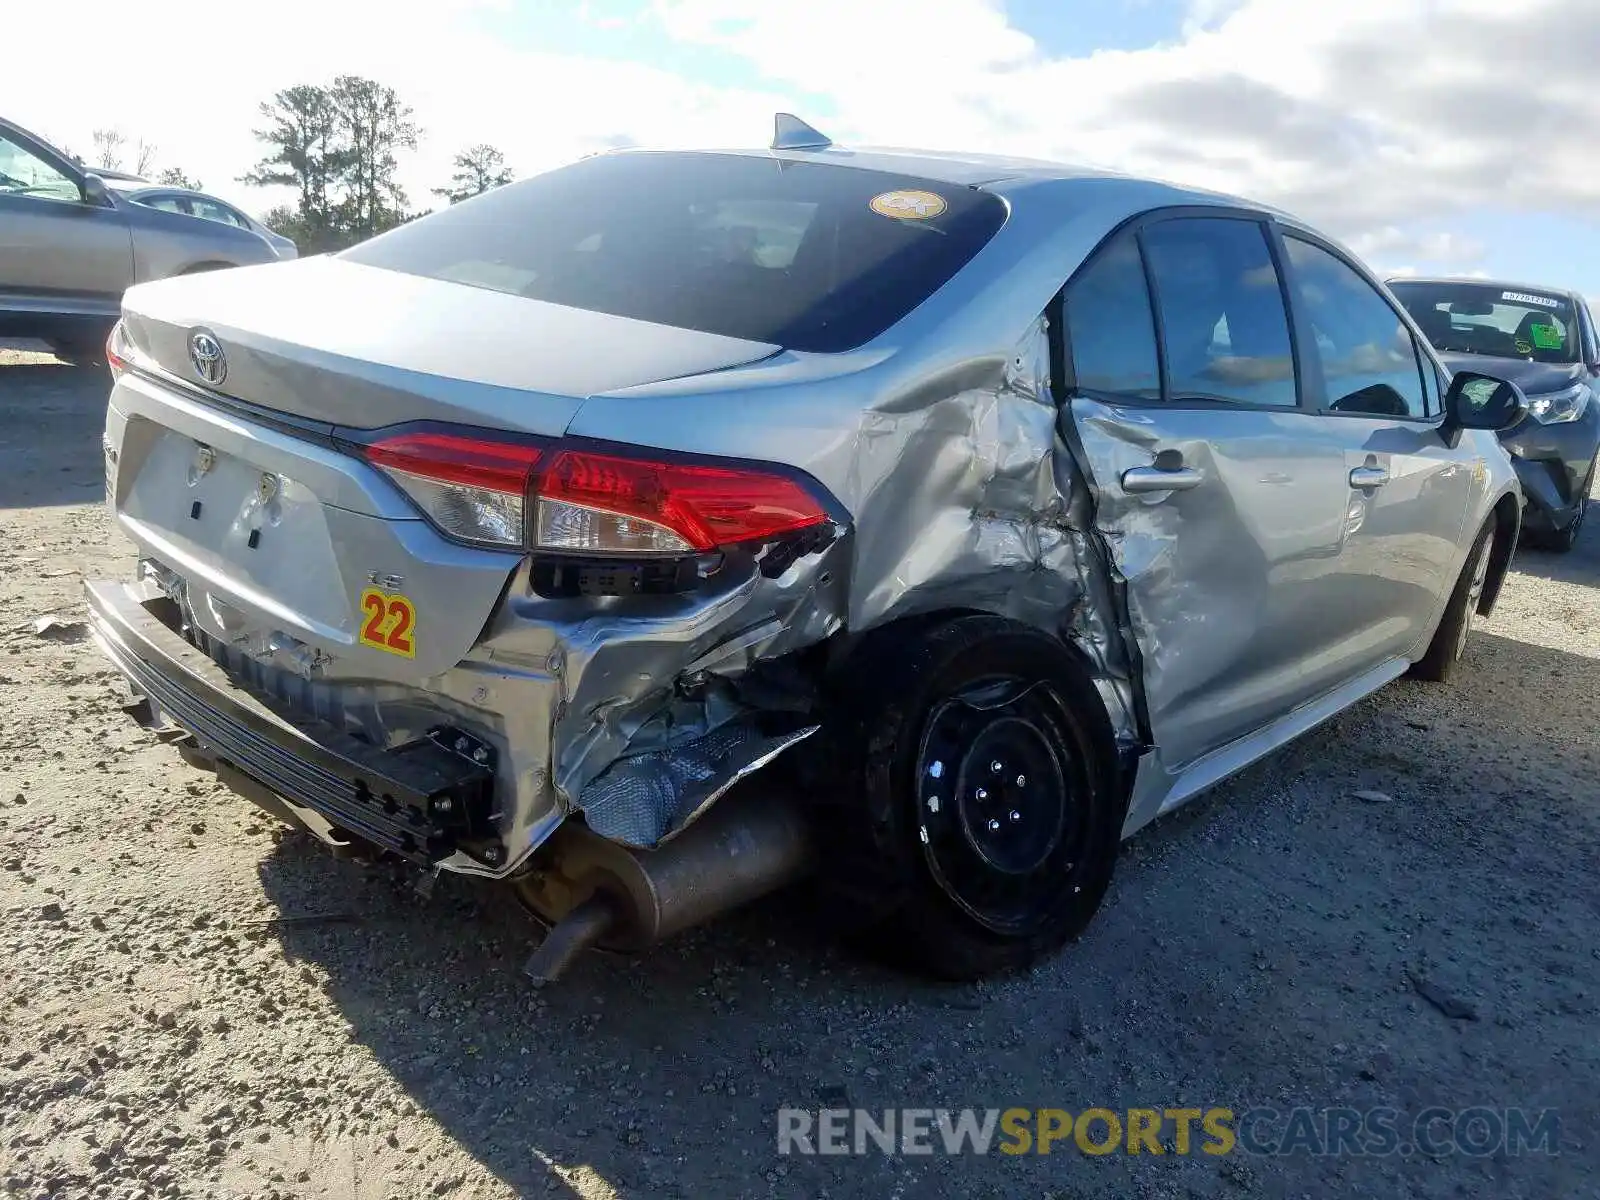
514;786;815;982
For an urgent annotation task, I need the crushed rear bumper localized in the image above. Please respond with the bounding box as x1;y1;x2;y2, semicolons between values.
84;578;504;868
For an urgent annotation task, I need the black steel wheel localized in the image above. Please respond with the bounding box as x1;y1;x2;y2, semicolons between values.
821;614;1124;980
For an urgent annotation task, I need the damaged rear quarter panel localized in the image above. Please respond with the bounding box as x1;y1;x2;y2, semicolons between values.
533;182;1170;848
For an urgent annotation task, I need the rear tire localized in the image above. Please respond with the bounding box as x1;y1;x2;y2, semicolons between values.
1410;518;1495;683
820;615;1124;981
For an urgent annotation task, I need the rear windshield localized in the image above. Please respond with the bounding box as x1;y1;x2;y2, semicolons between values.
341;151;1007;353
1388;279;1577;364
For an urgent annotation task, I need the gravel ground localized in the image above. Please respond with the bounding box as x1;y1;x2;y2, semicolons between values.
2;346;1597;1199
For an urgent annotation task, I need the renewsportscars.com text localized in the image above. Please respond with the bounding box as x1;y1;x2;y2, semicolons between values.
776;1106;1560;1158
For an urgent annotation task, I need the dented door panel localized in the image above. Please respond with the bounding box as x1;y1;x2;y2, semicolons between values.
1070;397;1359;770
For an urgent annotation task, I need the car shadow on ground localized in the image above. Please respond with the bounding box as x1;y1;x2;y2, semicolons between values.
252;621;1600;1200
0;357;112;510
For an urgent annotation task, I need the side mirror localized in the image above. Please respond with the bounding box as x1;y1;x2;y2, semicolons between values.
80;173;109;206
1440;370;1527;447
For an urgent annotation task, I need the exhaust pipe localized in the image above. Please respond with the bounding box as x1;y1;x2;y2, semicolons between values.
515;787;814;982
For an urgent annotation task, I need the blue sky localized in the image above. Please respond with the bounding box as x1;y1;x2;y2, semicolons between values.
12;0;1599;301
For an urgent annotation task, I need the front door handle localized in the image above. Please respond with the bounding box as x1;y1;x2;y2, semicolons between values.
1349;465;1390;489
1122;465;1204;494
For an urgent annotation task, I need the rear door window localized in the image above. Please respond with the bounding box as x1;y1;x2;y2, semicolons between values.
1065;235;1161;399
341;152;1008;353
1283;237;1428;419
1140;217;1298;408
140;194;190;215
189;197;250;228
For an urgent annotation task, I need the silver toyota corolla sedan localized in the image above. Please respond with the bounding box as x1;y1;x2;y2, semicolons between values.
0;116;289;362
84;116;1529;981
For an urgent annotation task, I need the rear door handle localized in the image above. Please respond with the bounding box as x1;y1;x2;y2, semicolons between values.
1349;466;1390;489
1121;465;1204;494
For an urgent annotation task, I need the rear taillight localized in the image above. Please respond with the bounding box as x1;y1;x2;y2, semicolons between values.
106;320;129;376
363;431;544;547
359;431;831;558
536;448;828;555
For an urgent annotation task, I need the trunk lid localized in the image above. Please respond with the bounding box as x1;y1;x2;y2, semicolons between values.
119;256;781;434
109;259;780;688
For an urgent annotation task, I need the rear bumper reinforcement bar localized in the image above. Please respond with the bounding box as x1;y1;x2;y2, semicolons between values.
84;580;494;866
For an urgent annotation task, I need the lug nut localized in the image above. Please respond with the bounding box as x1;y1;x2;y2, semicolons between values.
927;796;941;813
434;796;454;813
1015;775;1027;787
975;787;989;802
990;760;1004;774
987;819;1001;832
454;737;469;753
472;747;488;763
1009;810;1021;823
482;846;504;865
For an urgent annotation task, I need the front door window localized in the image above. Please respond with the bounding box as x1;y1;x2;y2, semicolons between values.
0;135;80;204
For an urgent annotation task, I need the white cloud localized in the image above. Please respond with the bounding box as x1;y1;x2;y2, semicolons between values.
653;0;1600;242
5;0;800;216
1181;0;1250;37
8;0;1599;290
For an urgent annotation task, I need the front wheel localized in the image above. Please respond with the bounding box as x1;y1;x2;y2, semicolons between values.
821;615;1124;980
1410;518;1495;683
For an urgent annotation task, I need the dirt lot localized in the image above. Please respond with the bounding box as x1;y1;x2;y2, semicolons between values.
1;346;1596;1200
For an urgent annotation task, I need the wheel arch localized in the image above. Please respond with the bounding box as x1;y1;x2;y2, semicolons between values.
830;608;1115;713
1480;490;1521;616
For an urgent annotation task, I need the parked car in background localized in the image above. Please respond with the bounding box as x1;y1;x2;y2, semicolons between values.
86;117;1531;982
1389;276;1600;552
105;178;297;262
0;116;292;363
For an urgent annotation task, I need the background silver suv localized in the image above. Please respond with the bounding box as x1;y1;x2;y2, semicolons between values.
0;117;291;362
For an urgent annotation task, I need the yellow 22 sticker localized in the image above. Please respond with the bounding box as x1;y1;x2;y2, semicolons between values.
359;588;416;658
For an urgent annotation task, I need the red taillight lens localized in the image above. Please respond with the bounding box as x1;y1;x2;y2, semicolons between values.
362;431;544;547
361;429;831;558
536;448;829;554
364;432;543;493
105;320;129;375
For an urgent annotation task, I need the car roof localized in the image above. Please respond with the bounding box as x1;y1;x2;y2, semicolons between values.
611;143;1291;218
1387;274;1582;302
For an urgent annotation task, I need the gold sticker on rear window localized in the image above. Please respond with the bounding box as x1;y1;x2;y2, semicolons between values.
359;588;416;658
869;189;947;220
